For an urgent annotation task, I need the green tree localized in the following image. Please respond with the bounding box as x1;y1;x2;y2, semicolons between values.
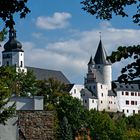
0;66;15;124
0;28;7;42
81;0;140;25
87;110;128;140
16;70;37;96
56;95;88;139
59;116;73;140
108;45;140;83
0;0;30;29
36;78;67;110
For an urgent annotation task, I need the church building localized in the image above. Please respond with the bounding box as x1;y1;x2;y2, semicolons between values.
1;28;70;84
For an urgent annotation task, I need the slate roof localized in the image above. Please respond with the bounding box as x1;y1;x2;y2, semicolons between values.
81;88;97;99
88;56;95;65
63;84;74;92
114;82;140;92
94;40;111;65
27;66;70;84
108;90;116;96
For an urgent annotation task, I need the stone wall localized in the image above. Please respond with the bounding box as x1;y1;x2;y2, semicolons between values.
17;111;55;140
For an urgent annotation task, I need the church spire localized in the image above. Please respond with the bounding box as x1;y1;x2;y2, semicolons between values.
94;39;111;65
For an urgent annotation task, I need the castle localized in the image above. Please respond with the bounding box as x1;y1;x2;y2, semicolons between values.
68;40;140;117
1;29;140;117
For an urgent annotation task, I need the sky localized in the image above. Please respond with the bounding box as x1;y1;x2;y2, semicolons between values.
0;0;140;84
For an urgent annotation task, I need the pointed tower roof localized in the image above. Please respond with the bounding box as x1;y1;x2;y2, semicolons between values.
88;56;95;65
3;28;23;52
94;40;111;65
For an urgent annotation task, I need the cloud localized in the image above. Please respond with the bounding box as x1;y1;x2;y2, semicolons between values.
99;21;112;29
21;25;140;84
36;12;72;30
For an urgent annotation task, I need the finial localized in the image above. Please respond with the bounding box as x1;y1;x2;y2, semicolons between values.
9;28;16;39
99;32;101;40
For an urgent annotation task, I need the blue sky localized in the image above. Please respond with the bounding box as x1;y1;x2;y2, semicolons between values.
0;0;140;84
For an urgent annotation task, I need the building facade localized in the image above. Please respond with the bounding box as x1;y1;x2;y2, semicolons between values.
81;39;140;116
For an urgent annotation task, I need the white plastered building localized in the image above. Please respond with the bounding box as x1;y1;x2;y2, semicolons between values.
80;39;140;116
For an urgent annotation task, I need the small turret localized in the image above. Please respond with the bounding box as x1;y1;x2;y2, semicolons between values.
88;56;95;72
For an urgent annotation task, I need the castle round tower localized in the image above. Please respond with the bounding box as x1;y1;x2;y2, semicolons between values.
94;40;112;90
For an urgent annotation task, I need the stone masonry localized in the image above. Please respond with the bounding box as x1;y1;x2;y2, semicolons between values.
17;111;55;140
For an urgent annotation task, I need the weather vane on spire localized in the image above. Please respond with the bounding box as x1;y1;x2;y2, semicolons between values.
99;32;101;40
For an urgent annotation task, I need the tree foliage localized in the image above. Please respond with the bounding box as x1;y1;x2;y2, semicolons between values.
59;116;73;140
0;0;30;29
36;78;67;110
0;66;16;124
81;0;140;25
56;96;88;138
108;45;140;83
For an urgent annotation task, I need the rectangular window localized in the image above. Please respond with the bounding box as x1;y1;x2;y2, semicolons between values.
126;100;129;105
101;85;102;89
92;100;94;103
135;101;137;105
101;93;103;97
135;92;137;96
133;110;135;114
138;93;140;96
125;92;129;96
122;91;124;95
127;110;129;113
85;100;87;103
131;92;134;96
131;101;134;105
20;61;23;67
101;101;103;104
74;89;76;94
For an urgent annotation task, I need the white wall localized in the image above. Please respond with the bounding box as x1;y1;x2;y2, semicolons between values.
0;117;18;140
96;83;108;111
9;96;44;110
70;85;84;100
117;90;140;116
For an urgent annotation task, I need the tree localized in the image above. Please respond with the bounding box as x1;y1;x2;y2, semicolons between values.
108;45;140;83
36;78;67;110
56;95;88;138
59;116;73;140
81;0;140;25
0;0;30;29
81;0;140;82
0;66;15;124
16;70;37;96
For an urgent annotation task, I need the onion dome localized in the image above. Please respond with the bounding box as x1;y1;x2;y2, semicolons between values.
3;28;23;52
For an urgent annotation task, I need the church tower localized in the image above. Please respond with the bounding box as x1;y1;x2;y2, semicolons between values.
2;28;26;72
